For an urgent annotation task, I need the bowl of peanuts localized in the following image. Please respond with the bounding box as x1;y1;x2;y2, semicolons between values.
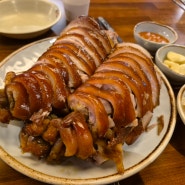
155;44;185;85
134;21;178;54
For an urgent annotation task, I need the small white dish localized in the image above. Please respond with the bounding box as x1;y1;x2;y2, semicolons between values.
134;21;178;53
0;0;61;39
177;84;185;125
155;44;185;85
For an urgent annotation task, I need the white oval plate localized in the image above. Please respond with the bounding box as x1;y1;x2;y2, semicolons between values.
0;37;176;185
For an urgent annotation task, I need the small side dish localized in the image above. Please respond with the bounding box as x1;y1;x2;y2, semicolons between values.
139;32;169;43
177;84;185;125
134;21;178;53
155;44;185;85
0;0;62;39
163;51;185;75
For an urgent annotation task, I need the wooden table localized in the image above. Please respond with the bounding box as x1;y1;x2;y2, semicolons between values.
0;0;185;184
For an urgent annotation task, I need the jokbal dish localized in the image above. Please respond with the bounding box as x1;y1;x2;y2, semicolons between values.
0;16;161;174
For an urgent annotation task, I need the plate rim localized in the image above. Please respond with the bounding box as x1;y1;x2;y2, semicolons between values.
0;38;177;185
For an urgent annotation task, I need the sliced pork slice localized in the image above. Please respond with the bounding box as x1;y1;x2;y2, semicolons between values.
75;83;138;146
61;16;101;34
68;91;110;137
110;43;160;106
56;33;103;67
114;52;160;107
5;82;30;120
29;63;69;110
50;42;96;73
105;56;154;109
110;42;152;60
12;73;42;115
82;78;136;126
76;84;125;125
64;27;107;59
28;71;53;112
95;64;148;117
56;111;95;159
39;51;82;89
37;56;69;84
46;46;94;76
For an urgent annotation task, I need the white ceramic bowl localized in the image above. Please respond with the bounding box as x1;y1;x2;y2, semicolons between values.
134;21;178;53
177;84;185;125
0;0;61;39
155;44;185;85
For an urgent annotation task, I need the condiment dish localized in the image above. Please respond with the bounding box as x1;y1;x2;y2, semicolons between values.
155;44;185;85
177;84;185;125
134;21;178;54
0;0;62;39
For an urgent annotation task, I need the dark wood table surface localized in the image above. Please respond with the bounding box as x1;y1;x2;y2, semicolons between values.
0;0;185;184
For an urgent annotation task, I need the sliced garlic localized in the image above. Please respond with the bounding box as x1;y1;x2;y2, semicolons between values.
163;51;185;75
167;51;185;64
